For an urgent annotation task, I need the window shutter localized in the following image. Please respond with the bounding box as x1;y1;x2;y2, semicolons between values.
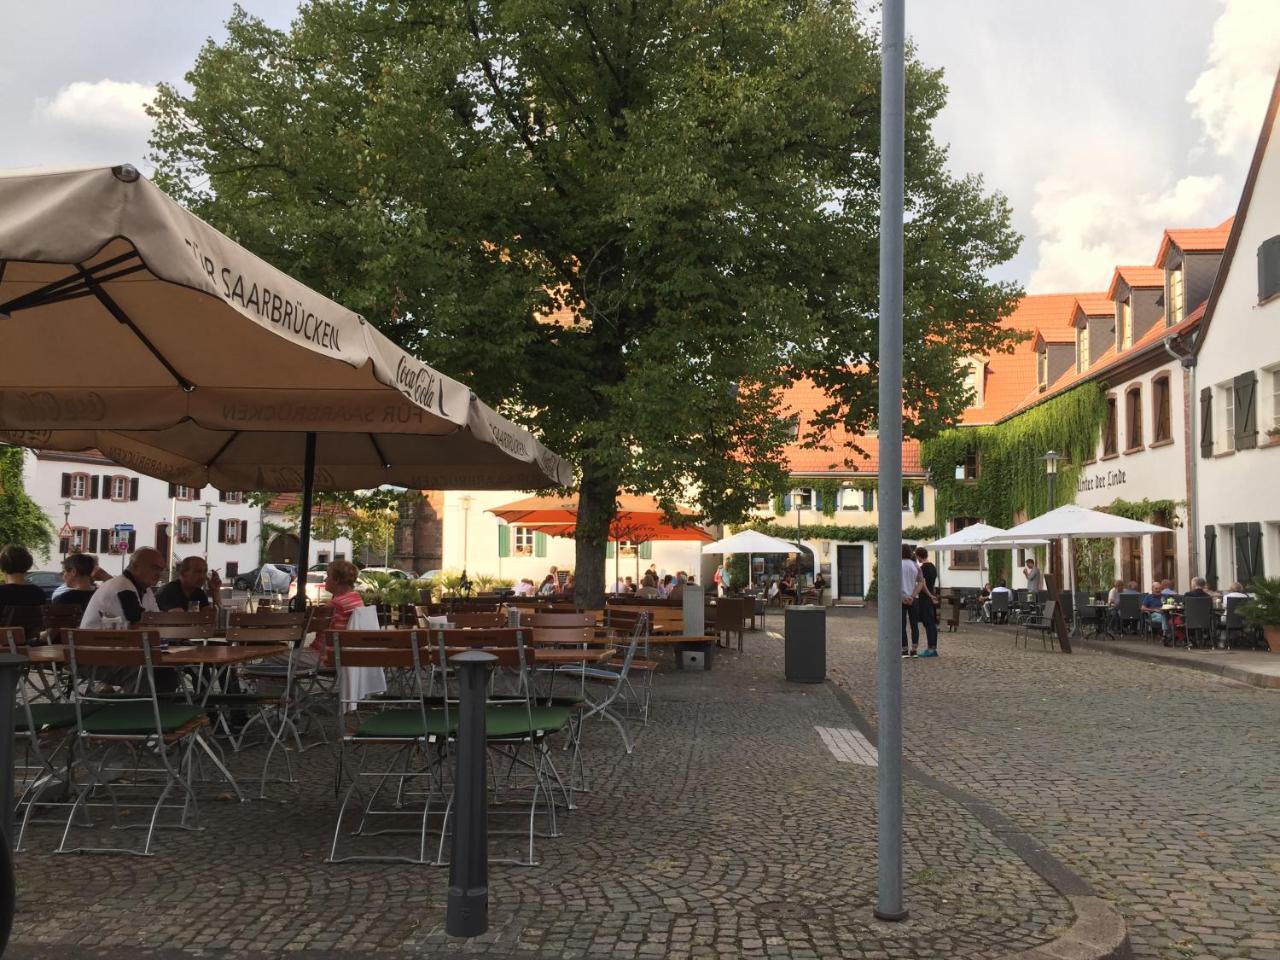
127;530;136;551
639;541;653;560
1199;387;1213;458
90;475;100;499
1248;522;1264;581
862;490;874;511
61;473;71;497
913;487;925;514
88;529;98;551
193;520;203;544
782;493;792;511
102;528;112;551
812;490;823;512
1203;527;1217;589
1234;371;1258;450
102;474;112;495
1258;235;1280;302
497;525;511;558
534;531;547;558
168;483;177;498
129;478;139;500
219;490;227;502
218;519;227;543
605;540;615;559
1234;522;1251;583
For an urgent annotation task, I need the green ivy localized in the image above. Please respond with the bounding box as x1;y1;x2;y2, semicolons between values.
811;478;843;517
771;495;786;517
1104;497;1182;522
0;447;53;559
744;521;941;542
921;384;1108;531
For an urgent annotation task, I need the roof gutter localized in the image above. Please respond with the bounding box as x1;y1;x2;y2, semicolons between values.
1163;334;1198;579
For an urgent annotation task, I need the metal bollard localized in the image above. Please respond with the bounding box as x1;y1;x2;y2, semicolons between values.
446;650;496;938
0;652;29;953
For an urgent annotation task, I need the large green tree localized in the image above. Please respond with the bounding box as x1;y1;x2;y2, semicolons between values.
149;0;1020;605
0;447;54;559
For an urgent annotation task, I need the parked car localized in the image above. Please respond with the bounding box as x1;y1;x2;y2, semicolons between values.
28;570;63;600
303;570;331;603
358;566;413;580
233;564;294;594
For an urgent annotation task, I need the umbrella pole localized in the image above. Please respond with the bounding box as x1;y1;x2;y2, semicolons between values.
292;432;317;612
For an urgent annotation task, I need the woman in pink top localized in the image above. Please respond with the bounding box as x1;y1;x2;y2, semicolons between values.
310;560;364;660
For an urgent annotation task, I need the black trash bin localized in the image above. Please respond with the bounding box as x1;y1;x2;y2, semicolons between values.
784;605;826;683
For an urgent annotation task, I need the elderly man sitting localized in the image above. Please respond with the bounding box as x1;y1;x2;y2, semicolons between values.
156;556;222;612
79;548;181;691
1140;581;1171;644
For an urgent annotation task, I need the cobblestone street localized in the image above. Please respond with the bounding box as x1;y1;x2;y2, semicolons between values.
823;607;1280;960
10;624;1077;959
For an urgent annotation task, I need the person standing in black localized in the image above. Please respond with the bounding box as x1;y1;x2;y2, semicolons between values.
914;546;940;657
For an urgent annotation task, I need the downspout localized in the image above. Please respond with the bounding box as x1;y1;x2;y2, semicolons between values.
1163;336;1197;577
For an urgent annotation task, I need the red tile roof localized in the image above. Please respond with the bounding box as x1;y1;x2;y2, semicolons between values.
1071;294;1115;326
959;293;1085;425
776;380;924;476
1153;216;1234;265
1106;265;1165;299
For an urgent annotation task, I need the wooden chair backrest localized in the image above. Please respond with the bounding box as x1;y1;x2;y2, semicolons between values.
523;612;596;629
64;628;160;667
1;604;45;638
450;612;507;628
230;610;307;629
432;627;522;650
1;625;27;654
224;625;305;646
529;626;596;646
329;629;427;668
141;608;217;627
42;604;83;628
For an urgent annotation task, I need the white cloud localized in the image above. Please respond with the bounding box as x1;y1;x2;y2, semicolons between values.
33;79;155;135
1027;173;1225;293
1187;0;1280;158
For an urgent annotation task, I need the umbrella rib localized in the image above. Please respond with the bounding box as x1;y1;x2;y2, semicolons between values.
206;431;240;468
0;252;143;314
76;263;193;391
368;433;391;469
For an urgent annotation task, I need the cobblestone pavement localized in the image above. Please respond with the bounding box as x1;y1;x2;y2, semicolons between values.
821;607;1280;960
10;637;1072;959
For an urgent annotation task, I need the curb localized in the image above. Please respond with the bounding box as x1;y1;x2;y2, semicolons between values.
1075;637;1280;690
827;681;1132;960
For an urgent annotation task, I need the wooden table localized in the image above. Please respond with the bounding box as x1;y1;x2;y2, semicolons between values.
530;647;615;665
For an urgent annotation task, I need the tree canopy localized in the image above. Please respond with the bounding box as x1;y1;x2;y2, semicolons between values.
0;447;54;559
150;0;1021;604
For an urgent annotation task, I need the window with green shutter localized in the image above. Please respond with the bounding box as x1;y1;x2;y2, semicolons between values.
498;524;511;558
606;541;615;559
638;541;652;560
862;489;874;511
534;531;548;557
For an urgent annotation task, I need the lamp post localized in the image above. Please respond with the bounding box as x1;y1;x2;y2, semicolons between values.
1042;450;1060;509
460;495;474;572
202;502;215;561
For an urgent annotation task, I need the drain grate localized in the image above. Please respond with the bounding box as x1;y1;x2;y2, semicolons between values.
755;901;818;920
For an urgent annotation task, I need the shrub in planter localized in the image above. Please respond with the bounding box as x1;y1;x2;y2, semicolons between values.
1240;576;1280;652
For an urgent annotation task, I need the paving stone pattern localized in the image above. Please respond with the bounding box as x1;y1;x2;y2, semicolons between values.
815;726;879;766
823;608;1280;960
11;636;1071;959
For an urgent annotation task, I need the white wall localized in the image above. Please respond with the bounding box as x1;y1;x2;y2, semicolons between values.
1196;111;1280;585
21;450;260;577
438;490;706;588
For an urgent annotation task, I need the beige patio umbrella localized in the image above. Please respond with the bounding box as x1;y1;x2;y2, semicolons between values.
0;164;573;596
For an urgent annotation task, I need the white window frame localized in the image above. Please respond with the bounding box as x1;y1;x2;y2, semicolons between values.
618;540;638;557
174;485;196;501
225;519;242;545
223;491;243;505
838;486;861;511
513;526;535;556
1077;325;1090;372
70;473;89;499
1037;350;1047;389
791;488;814;510
69;527;88;551
1218;381;1236;453
176;516;194;544
1266;364;1280;433
1169;266;1185;325
1120;298;1133;350
110;475;129;502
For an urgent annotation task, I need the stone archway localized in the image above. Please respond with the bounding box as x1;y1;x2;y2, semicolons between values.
267;533;300;565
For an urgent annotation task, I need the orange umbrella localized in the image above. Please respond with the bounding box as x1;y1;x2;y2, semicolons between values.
488;492;691;526
531;518;713;543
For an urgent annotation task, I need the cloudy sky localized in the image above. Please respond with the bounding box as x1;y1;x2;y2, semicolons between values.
3;0;1277;293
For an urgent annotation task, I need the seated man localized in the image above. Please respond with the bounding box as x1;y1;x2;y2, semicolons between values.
984;581;1012;623
1140;581;1169;643
79;548;178;691
1185;577;1212;600
52;553;99;609
156;556;223;611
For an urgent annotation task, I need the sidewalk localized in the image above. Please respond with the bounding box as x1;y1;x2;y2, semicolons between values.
12;632;1084;959
1076;636;1280;689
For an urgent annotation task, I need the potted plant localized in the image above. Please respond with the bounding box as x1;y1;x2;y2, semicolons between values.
1266;427;1280;446
1240;577;1280;652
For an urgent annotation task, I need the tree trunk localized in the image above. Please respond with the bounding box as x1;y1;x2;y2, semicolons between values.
573;465;619;609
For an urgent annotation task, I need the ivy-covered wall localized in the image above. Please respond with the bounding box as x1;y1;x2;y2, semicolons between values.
920;384;1108;530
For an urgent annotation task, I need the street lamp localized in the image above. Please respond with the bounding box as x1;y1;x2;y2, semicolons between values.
202;501;215;561
460;495;474;572
1042;450;1061;508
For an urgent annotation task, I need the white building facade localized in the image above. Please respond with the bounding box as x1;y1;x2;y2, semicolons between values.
1194;77;1280;589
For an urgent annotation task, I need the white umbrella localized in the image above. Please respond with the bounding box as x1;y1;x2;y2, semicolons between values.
702;529;802;593
928;522;1049;592
986;505;1173;627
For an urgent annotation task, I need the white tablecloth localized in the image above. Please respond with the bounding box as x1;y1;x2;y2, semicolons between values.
339;605;388;710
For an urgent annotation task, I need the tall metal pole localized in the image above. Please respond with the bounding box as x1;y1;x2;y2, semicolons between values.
292;432;316;612
875;0;908;923
447;649;495;937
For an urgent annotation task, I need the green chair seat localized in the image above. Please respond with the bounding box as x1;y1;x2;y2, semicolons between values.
203;692;280;705
484;703;570;739
80;703;205;736
352;708;455;740
16;702;82;732
540;693;586;708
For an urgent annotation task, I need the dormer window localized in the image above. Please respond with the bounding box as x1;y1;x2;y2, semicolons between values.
1036;349;1048;390
1168;266;1185;325
1119;298;1133;350
1077;325;1090;372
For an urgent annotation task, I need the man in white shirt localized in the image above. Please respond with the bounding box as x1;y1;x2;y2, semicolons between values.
900;544;923;657
80;548;164;628
984;581;1012;623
